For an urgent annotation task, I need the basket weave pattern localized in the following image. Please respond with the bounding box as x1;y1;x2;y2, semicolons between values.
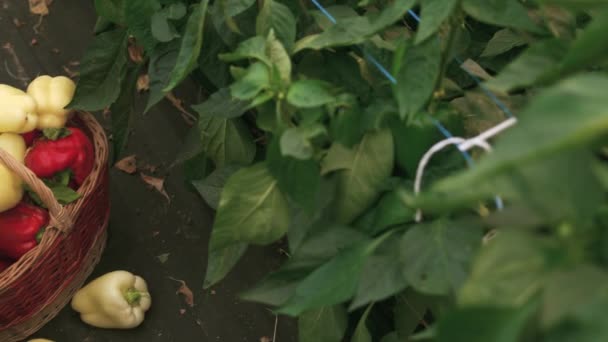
0;112;109;341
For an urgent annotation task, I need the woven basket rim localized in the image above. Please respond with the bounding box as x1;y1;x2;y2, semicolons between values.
0;111;109;288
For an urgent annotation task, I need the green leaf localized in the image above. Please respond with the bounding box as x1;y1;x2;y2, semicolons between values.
266;31;292;83
151;12;180;42
424;74;608;209
416;0;459;44
393;36;442;120
541;265;608;328
380;332;400;342
394;290;434;339
205;163;289;287
221;0;256;18
355;190;415;236
350;237;408;310
294;0;415;52
279;128;313;159
198;115;256;168
351;304;374;342
289;224;369;269
287;80;336;108
486;39;569;93
278;235;387;316
436;303;538;342
94;0;125;24
220;36;270;65
164;2;187;20
110;65;140;159
192;88;250;118
462;0;542;33
458;231;550;307
321;142;355;175
204;242;248;288
481;29;527;57
267;137;321;213
163;0;209;92
558;10;608;77
401;219;483;295
256;0;297;52
68;29;129;111
209;163;289;248
145;41;179;112
331;130;394;224
49;185;82;205
230;62;271;100
125;0;159;53
299;306;348;342
240;265;311;306
192;164;241;210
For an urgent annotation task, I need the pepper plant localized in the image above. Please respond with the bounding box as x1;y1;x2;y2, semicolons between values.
72;0;608;340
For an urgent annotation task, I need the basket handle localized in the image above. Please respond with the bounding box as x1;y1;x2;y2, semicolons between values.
0;146;72;232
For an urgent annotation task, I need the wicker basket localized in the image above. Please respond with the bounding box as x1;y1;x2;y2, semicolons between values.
0;111;110;341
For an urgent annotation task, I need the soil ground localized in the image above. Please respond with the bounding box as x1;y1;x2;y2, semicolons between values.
0;1;297;341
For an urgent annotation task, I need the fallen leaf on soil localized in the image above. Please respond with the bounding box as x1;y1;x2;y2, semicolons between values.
260;337;271;342
141;163;158;173
114;155;137;174
30;38;38;46
156;253;170;264
169;277;194;307
62;65;78;78
2;42;29;86
137;74;150;92
152;231;160;237
165;92;196;125
51;47;59;54
13;18;24;27
29;0;51;15
179;309;186;315
140;173;170;202
68;60;80;66
128;42;144;64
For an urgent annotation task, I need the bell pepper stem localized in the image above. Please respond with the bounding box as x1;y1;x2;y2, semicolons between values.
124;288;143;306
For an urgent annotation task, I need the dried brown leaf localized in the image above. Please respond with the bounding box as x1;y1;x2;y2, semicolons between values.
170;277;194;307
140;173;170;202
114;155;137;174
68;60;80;66
260;337;271;342
30;38;38;46
62;65;78;78
165;92;196;125
51;47;60;54
128;43;144;64
156;253;170;264
137;74;150;92
13;18;24;27
29;0;51;15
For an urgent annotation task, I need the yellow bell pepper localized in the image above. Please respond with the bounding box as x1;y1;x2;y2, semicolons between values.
0;85;38;133
27;75;76;129
0;133;26;212
71;270;152;329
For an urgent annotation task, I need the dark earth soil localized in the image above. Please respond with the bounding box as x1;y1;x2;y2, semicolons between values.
0;1;297;341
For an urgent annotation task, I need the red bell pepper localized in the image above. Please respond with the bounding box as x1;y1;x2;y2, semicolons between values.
24;127;94;187
21;130;41;147
0;202;50;260
0;259;13;273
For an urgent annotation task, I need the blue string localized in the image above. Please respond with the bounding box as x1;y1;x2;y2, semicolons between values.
309;1;507;210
